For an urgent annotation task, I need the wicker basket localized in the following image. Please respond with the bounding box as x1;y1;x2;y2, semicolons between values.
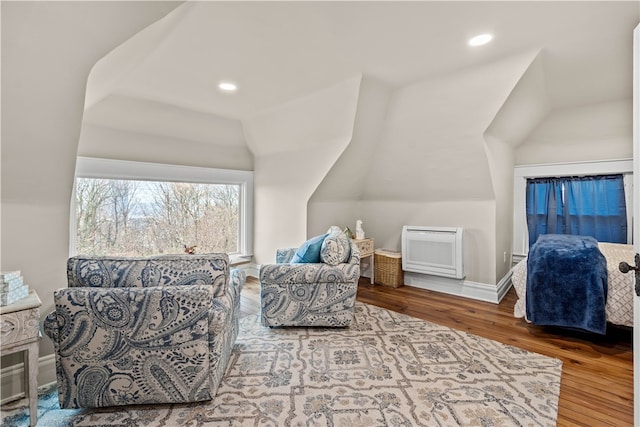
374;249;404;288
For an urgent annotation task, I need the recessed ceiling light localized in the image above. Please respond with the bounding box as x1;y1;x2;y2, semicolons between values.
218;81;238;92
468;33;493;47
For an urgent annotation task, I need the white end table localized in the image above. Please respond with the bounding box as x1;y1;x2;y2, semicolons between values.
0;290;42;427
353;238;375;284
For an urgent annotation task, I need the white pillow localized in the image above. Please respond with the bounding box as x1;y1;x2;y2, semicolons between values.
320;232;351;265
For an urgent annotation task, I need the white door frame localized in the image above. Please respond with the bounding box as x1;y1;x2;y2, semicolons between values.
632;23;639;427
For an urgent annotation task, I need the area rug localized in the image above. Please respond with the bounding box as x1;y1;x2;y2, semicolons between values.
3;302;562;427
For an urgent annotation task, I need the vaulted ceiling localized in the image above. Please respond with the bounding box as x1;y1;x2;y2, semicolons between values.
83;1;638;136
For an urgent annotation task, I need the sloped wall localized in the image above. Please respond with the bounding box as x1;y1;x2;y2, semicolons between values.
243;75;362;263
78;123;253;170
0;0;181;372
309;51;542;285
516;99;633;165
78;92;252;170
84;3;191;110
308;76;394;236
484;52;549;280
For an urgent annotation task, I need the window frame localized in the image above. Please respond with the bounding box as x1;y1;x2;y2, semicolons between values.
70;156;253;262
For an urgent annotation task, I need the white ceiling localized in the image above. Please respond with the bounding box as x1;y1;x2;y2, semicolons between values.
84;1;639;130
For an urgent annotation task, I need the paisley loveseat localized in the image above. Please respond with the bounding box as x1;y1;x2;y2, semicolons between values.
44;253;244;409
260;231;360;327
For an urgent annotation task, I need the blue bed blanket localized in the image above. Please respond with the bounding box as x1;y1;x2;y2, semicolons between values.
525;234;608;334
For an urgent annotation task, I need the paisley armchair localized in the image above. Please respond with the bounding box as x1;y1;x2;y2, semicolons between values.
44;254;245;409
260;233;360;327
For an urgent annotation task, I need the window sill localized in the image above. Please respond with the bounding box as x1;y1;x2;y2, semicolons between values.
230;255;252;266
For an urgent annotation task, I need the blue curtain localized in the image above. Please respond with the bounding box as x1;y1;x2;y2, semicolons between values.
563;175;627;243
526;178;564;247
526;174;627;248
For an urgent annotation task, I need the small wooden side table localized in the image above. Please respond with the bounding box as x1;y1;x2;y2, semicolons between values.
353;238;375;284
0;290;42;427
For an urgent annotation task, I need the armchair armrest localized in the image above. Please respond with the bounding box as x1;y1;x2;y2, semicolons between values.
276;248;297;264
230;268;246;293
215;268;245;314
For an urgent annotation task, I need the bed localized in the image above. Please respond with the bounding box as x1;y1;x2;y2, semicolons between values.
512;236;634;330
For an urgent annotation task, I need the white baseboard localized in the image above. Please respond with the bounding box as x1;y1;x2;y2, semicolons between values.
512;253;527;266
404;270;513;304
240;263;260;278
495;268;514;303
0;353;56;405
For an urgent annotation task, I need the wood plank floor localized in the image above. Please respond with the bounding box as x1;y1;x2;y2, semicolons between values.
241;276;634;426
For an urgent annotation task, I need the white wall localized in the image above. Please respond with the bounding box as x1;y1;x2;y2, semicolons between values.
516;99;633;165
83;4;191;111
1;0;181;375
82;93;250;150
361;51;540;204
310;76;393;203
310;199;496;285
483;136;515;279
358;200;496;285
79;123;253;171
339;52;540;285
243;76;362;263
307;75;393;244
307;201;360;237
483;53;549;279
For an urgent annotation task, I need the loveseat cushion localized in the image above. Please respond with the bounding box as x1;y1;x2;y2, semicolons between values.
290;233;328;263
320;232;351;265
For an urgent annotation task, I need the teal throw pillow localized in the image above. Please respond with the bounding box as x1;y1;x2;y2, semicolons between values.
291;233;329;263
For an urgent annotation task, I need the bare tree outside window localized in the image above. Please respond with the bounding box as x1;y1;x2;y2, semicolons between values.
75;178;239;256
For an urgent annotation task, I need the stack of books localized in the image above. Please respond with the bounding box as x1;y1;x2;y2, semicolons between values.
0;271;29;306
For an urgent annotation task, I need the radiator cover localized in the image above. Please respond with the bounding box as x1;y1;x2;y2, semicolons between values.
401;226;465;279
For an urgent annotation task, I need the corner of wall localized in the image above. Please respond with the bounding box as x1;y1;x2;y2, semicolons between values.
483;49;550;280
242;76;363;263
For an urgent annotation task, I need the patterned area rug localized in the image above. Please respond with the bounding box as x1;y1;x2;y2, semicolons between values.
3;302;562;426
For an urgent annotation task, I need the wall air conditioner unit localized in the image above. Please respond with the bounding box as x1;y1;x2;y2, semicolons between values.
401;226;464;279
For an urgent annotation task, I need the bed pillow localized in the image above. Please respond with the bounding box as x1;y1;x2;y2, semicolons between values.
290;233;329;263
320;232;351;266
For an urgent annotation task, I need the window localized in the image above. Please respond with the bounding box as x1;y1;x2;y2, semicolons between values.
513;160;633;256
526;174;627;248
71;157;253;260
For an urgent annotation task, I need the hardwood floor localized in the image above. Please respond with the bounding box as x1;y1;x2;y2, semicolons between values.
241;276;634;426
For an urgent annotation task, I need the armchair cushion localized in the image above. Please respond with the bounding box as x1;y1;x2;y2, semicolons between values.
290;233;328;263
320;231;351;265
